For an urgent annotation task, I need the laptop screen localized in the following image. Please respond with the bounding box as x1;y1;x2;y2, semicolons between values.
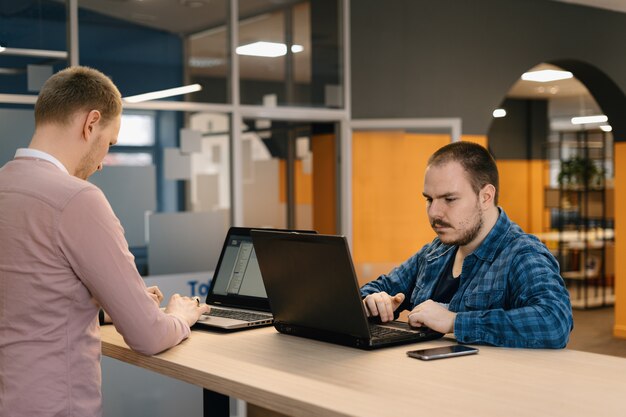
211;234;266;298
206;227;316;311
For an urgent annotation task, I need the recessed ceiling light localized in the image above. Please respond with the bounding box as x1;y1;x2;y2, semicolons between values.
521;69;573;83
492;108;506;118
571;115;608;125
123;84;202;103
600;125;612;132
236;41;287;57
291;44;304;53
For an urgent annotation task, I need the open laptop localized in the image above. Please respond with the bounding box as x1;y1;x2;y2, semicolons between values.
251;230;444;349
194;227;315;331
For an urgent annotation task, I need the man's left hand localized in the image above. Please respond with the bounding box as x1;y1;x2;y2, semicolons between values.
146;286;164;306
407;300;456;334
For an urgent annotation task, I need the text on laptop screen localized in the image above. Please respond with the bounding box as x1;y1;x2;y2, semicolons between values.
211;235;267;298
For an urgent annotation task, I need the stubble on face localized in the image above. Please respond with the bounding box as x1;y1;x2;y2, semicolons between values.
75;134;105;180
431;200;484;247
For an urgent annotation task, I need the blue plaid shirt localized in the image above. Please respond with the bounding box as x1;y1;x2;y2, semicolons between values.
360;209;573;348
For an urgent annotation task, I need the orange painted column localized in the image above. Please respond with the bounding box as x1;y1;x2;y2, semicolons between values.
614;142;626;339
311;134;337;234
496;160;548;234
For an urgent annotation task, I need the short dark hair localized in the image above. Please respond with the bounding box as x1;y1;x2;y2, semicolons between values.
34;66;122;127
428;141;499;205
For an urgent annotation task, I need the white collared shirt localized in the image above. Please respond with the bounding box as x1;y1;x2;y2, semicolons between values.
14;148;69;175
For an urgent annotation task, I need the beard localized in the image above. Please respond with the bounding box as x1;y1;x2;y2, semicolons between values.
432;208;484;247
451;213;483;246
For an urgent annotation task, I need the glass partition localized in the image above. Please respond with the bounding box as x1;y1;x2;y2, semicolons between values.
0;0;68;94
238;0;342;108
78;0;185;100
240;118;337;231
0;0;344;247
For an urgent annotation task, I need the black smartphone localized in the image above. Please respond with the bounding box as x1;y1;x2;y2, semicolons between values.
406;345;478;361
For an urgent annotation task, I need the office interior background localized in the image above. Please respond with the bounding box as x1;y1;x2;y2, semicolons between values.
1;0;626;415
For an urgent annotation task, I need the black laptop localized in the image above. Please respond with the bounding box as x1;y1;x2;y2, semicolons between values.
195;227;315;331
251;230;443;349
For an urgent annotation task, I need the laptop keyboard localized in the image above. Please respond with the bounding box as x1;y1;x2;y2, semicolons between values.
206;308;271;322
369;324;427;339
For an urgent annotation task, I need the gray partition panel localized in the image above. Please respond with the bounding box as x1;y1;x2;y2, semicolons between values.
0;109;35;166
147;211;228;275
90;165;157;248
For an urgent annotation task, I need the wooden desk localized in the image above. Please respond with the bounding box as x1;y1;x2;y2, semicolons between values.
102;326;626;417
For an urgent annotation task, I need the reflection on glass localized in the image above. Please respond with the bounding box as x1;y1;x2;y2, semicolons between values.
241;119;287;228
77;0;228;100
238;0;342;108
186;0;229;104
188;112;231;213
240;119;337;231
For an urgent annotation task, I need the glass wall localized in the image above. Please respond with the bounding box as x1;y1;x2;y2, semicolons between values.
0;0;67;94
238;0;341;107
0;0;346;256
238;118;338;231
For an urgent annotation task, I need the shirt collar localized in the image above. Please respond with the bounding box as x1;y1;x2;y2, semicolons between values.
14;148;69;175
471;207;511;262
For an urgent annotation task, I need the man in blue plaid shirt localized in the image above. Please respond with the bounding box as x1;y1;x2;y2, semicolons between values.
360;142;573;348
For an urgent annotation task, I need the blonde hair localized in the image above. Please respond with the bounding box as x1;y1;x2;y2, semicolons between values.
34;66;122;127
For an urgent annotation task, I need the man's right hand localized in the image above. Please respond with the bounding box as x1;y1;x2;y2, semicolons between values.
164;293;211;327
362;292;405;322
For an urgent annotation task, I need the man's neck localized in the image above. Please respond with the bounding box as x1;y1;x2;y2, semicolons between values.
29;125;80;176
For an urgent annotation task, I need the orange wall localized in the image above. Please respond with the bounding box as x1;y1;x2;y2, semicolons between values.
460;134;488;148
497;160;548;234
352;133;550;269
614;142;626;339
352;132;450;265
279;159;312;205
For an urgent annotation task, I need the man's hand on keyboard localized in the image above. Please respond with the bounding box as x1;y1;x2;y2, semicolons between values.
363;292;405;322
165;294;211;327
407;299;456;334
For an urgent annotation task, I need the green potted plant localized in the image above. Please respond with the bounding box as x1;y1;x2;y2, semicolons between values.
557;156;604;188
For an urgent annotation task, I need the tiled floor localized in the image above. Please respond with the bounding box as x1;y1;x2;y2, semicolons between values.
566;307;626;358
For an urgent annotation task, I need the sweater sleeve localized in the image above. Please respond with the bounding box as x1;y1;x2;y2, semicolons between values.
57;187;190;355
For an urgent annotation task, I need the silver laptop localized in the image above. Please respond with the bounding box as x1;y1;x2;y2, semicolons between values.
194;227;315;330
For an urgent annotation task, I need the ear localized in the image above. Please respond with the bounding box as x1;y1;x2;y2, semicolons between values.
479;184;496;208
81;110;102;142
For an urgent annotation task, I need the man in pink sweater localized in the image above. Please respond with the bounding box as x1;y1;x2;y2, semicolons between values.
0;66;210;416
